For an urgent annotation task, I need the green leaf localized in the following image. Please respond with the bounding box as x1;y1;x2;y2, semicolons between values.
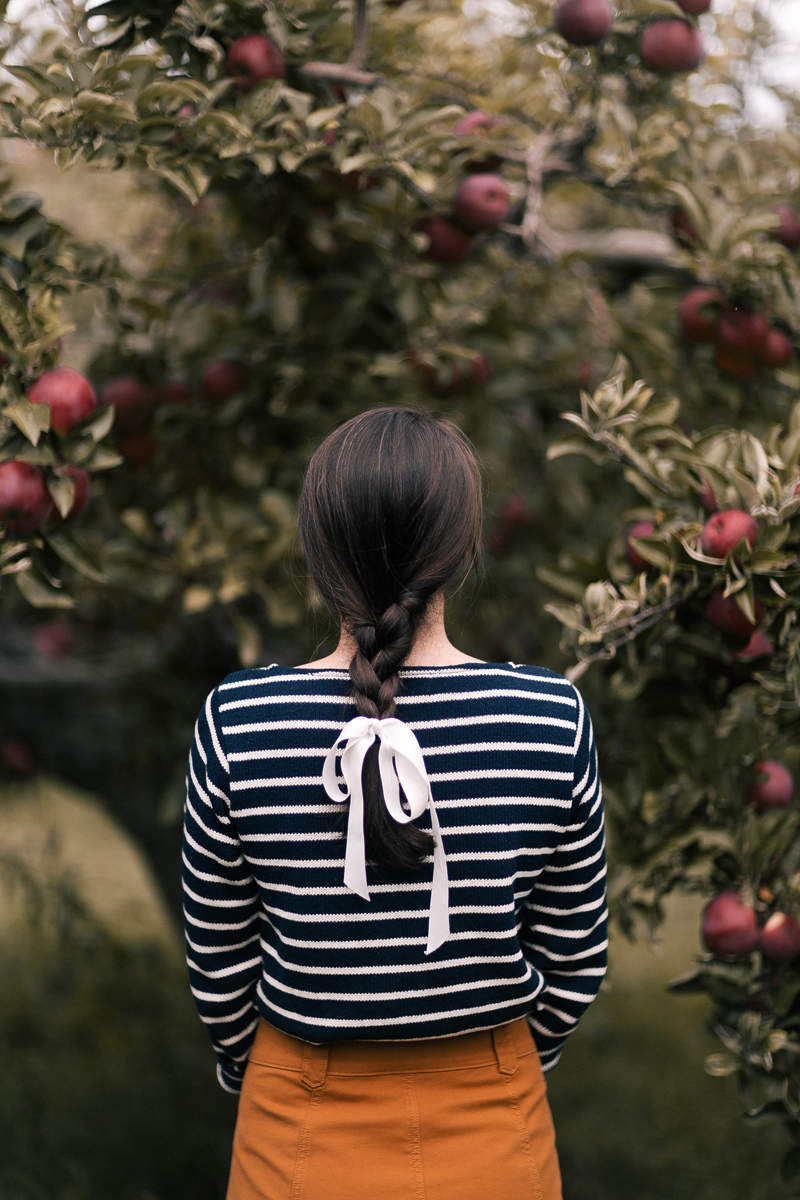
0;285;29;347
47;473;75;519
44;528;107;583
2;397;50;445
704;1054;740;1077
15;568;74;609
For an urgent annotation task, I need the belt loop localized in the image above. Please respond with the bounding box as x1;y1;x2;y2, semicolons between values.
300;1040;329;1090
492;1022;519;1077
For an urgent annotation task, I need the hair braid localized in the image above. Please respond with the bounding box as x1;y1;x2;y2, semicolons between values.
348;589;436;868
297;406;483;873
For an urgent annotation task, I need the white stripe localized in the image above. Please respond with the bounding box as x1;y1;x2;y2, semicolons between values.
268;923;519;951
219;689;578;713
187;953;262;979
218;667;573;690
260;967;532;1004
205;693;230;775
526;893;606;917
260;902;514;924
227;740;574;762
261;940;525;976
257;988;543;1029
218;1016;259;1046
186;931;260;955
528;910;607;938
522;937;608;963
190;980;255;1002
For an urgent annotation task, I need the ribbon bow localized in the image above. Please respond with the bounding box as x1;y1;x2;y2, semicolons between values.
322;716;450;955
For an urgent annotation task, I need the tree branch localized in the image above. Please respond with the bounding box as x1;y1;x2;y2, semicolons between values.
347;0;369;69
300;0;381;88
300;62;381;87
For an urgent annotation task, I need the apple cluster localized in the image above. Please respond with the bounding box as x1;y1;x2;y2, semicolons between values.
417;111;511;266
0;358;247;534
553;0;705;73
626;507;778;655
102;359;245;468
0;367;95;533
701;766;798;961
678;287;794;379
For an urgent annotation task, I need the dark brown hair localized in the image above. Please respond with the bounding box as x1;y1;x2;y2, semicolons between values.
297;406;482;871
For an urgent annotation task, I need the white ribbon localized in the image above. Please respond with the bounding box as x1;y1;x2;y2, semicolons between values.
322;716;450;955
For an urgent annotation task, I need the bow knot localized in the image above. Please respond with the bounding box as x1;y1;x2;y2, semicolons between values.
322;715;450;955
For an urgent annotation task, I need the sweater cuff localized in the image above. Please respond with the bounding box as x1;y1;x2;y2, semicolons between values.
217;1061;245;1095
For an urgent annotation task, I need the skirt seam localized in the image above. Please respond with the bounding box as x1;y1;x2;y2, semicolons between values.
403;1074;427;1200
289;1086;321;1200
501;1073;544;1200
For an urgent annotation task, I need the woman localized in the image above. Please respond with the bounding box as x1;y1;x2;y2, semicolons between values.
183;407;607;1200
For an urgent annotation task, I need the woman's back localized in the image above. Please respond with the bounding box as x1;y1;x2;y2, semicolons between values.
184;660;605;1094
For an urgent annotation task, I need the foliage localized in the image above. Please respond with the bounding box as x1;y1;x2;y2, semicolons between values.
1;0;800;1183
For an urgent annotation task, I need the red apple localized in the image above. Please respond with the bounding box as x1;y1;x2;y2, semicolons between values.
746;760;794;813
704;589;764;637
226;34;285;91
702;891;759;954
697;478;718;513
32;616;73;658
554;0;614;44
100;376;153;432
701;509;758;559
716;308;769;354
772;203;800;252
734;629;773;660
452;174;510;232
759;328;794;368
155;379;193;405
670;207;699;245
28;367;96;437
454;110;501;171
454;110;499;137
117;431;157;468
714;347;758;379
0;739;35;776
761;912;800;961
626;520;655;572
416;216;476;265
201;359;245;402
0;461;53;531
639;21;704;72
678;287;727;344
487;494;533;553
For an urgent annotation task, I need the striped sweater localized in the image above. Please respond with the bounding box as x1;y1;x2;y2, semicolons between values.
183;662;607;1094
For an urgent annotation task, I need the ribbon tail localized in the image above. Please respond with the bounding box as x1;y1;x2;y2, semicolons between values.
341;738;372;902
425;799;450;955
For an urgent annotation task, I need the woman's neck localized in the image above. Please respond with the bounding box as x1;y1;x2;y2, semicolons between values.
296;594;484;669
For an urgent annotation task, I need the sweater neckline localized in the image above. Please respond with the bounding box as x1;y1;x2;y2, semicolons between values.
279;661;514;672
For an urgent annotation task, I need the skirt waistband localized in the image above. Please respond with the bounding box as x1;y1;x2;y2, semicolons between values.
247;1016;536;1080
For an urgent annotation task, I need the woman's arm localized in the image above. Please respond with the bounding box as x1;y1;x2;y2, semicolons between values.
183;688;262;1093
519;689;608;1071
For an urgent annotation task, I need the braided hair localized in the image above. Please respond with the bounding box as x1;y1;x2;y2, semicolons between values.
297;407;482;870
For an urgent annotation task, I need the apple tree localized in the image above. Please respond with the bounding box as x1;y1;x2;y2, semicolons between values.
1;0;800;1174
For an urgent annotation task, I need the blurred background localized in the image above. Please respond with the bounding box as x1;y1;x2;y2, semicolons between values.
1;0;800;1195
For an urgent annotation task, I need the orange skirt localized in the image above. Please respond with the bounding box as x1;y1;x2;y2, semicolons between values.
227;1017;562;1200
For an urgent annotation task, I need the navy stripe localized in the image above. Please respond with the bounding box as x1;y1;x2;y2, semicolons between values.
183;662;607;1092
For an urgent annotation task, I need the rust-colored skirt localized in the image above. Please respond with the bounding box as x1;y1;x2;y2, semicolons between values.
227;1017;561;1200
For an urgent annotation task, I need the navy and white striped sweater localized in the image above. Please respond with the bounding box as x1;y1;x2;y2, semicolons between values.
183;662;607;1094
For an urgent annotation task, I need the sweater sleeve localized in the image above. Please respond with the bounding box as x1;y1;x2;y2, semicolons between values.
183;687;262;1094
519;686;608;1072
